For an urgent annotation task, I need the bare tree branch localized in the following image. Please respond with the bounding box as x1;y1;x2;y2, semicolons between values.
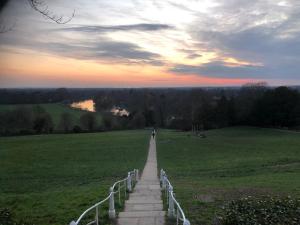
28;0;75;24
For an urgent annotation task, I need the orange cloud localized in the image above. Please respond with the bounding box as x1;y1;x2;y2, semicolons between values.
0;50;256;87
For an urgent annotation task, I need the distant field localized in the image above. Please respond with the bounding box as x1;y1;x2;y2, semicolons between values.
157;127;300;225
0;130;149;225
0;103;102;128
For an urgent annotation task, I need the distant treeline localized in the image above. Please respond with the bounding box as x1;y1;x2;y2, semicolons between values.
0;83;300;136
0;105;101;136
0;88;100;104
93;83;300;131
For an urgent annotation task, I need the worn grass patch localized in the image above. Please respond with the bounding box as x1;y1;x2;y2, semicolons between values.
157;127;300;225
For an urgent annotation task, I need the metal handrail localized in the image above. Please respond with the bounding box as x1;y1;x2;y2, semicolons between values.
160;169;190;225
69;169;139;225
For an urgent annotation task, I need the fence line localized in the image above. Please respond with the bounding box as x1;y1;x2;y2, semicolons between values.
160;169;190;225
69;169;139;225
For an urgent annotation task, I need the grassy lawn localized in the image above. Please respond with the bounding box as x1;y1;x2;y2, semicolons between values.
0;130;150;225
156;127;300;225
0;103;102;128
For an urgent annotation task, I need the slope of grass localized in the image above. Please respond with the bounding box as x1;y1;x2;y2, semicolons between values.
157;127;300;225
0;130;150;225
0;103;102;128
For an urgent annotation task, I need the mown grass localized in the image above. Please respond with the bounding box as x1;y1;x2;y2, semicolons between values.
156;127;300;225
0;130;149;225
0;103;102;128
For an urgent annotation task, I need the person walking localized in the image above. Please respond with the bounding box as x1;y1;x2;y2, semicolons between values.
152;128;156;139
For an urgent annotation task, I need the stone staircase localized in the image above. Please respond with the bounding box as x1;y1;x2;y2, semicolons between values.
117;137;165;225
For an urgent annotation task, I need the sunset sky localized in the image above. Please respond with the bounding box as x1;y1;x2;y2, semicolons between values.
0;0;300;87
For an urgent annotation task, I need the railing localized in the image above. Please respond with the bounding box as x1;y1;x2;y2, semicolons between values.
160;169;190;225
69;169;139;225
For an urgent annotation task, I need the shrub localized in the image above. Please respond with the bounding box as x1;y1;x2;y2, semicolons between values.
219;196;300;225
58;112;73;132
0;208;13;225
79;112;97;131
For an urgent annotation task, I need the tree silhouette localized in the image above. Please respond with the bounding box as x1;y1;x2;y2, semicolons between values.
0;0;74;33
28;0;75;24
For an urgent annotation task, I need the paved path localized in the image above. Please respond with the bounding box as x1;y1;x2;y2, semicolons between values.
117;137;165;225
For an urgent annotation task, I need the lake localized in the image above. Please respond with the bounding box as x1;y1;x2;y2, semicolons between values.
70;99;95;112
70;99;130;116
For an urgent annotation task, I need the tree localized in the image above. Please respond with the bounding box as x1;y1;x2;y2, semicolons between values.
0;0;74;33
157;94;166;127
80;112;97;131
102;114;113;130
33;113;54;134
235;82;268;124
143;108;155;127
0;106;34;135
28;0;75;24
252;86;300;127
32;105;54;133
58;112;73;132
130;112;146;129
95;94;114;112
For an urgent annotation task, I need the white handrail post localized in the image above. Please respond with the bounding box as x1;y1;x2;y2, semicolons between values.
127;172;132;192
168;185;175;218
160;169;163;182
118;182;121;205
108;187;116;219
95;206;99;225
135;169;139;181
162;174;166;190
124;180;127;198
69;221;76;225
183;219;191;225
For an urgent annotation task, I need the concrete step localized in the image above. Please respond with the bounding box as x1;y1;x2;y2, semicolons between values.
130;192;161;198
129;195;161;201
135;184;161;191
126;199;163;204
125;203;163;211
117;216;165;225
119;210;165;218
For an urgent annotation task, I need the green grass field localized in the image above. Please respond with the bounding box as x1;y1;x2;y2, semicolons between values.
157;127;300;225
0;103;102;129
0;130;149;225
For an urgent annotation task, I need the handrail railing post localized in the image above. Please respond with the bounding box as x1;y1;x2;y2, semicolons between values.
183;219;191;225
162;174;166;190
168;185;175;218
118;182;121;205
95;205;99;225
135;169;139;181
69;221;76;225
108;187;116;219
124;180;127;198
160;169;164;182
127;172;132;192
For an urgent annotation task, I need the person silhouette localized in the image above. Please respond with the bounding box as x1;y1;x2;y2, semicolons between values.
152;129;156;138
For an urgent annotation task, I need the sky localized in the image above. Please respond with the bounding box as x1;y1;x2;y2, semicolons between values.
0;0;300;87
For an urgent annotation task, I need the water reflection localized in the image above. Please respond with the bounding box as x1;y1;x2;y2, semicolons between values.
70;99;95;112
111;107;130;116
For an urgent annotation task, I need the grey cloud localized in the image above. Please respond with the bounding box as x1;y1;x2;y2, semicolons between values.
185;0;300;79
42;40;162;64
170;62;264;78
186;53;202;59
0;33;163;65
179;49;202;59
59;23;174;33
170;60;300;79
